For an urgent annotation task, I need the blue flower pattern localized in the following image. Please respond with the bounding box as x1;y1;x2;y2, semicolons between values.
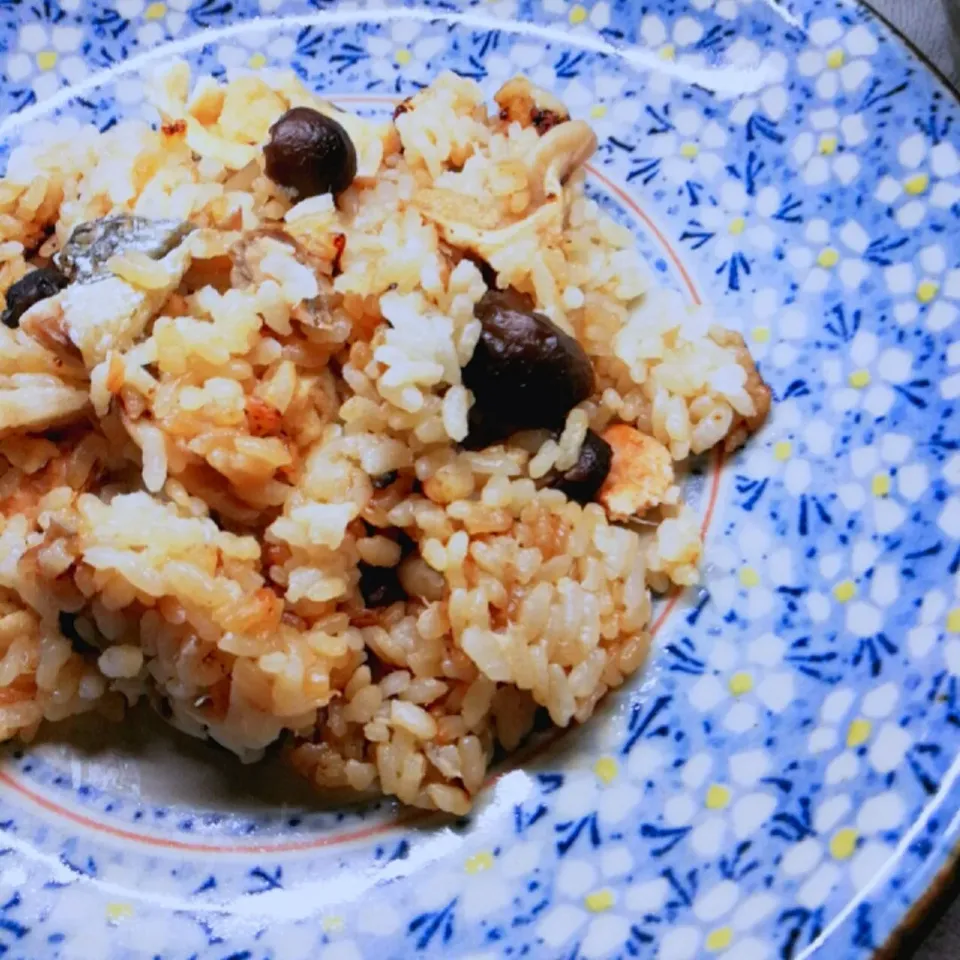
0;0;958;957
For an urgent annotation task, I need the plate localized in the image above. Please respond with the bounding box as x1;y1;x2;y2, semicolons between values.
1;0;959;957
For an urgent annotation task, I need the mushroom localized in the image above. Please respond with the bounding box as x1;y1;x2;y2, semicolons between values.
412;188;503;233
526;119;598;207
414;194;562;261
494;76;570;133
410;117;595;260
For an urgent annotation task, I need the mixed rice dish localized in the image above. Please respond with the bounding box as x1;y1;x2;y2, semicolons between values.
0;66;770;814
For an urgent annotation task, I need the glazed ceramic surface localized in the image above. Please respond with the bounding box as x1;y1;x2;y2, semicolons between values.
2;0;960;957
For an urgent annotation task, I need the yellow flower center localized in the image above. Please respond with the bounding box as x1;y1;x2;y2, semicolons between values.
590;103;607;119
706;926;734;952
705;783;731;810
833;580;856;603
658;43;676;61
145;1;167;18
105;902;134;923
680;142;698;159
728;216;746;236
817;247;840;268
247;52;267;70
36;50;58;71
752;326;770;344
826;48;845;69
465;851;494;874
773;440;792;461
728;671;754;697
584;888;615;912
322;916;345;933
905;173;930;196
846;717;872;747
594;756;618;784
818;135;838;156
948;608;960;633
739;566;760;588
848;369;871;389
830;827;859;860
568;4;588;24
872;473;891;497
394;48;412;66
917;280;940;303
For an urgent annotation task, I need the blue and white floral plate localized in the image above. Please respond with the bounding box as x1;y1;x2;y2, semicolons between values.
1;0;959;957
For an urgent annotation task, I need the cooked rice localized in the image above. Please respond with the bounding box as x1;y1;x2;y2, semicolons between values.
0;67;770;810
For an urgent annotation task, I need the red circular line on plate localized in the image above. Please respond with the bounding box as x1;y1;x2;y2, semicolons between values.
0;103;724;853
585;165;703;309
0;767;433;853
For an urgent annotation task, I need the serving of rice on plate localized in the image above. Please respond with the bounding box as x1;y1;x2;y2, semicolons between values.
0;63;770;816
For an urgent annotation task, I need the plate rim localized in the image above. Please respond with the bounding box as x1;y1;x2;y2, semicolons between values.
851;7;960;956
0;0;959;956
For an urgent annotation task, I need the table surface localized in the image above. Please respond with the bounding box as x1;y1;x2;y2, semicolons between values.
873;0;957;89
849;2;958;958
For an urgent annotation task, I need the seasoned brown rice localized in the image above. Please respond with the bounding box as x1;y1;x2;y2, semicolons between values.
0;66;770;811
